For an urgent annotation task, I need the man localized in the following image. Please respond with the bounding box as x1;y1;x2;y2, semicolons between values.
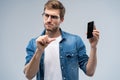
24;0;100;80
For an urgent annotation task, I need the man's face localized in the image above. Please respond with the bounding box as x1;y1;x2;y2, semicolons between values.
43;9;63;32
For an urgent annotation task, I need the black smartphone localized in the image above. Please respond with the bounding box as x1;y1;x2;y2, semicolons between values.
87;21;94;39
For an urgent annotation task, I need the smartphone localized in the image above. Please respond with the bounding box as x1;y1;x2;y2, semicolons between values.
87;21;94;39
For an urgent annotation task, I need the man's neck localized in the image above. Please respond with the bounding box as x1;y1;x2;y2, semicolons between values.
45;28;61;38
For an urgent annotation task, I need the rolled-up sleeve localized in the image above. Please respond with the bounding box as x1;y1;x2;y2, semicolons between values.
25;38;36;65
76;36;89;73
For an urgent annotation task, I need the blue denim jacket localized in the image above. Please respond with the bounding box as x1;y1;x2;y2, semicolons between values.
25;29;89;80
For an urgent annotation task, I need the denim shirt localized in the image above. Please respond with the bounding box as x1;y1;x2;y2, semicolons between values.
25;29;89;80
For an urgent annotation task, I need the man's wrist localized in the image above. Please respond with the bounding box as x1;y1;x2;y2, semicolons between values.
36;48;44;54
91;47;97;51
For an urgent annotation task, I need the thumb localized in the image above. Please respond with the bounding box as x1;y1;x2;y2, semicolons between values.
93;25;96;30
48;38;56;43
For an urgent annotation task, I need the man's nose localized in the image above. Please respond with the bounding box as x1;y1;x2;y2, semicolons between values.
47;16;52;22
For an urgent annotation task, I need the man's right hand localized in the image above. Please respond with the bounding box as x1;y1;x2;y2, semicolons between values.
36;35;55;51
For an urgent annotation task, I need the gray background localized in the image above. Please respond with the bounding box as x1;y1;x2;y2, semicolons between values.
0;0;120;80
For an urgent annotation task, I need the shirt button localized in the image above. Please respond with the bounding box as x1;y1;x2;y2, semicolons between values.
72;54;74;56
62;66;64;69
60;56;63;58
63;77;66;80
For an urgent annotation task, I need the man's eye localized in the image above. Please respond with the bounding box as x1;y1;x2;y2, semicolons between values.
45;14;49;17
51;16;58;19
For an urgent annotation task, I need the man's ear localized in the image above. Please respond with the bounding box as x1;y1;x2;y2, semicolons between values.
60;17;64;23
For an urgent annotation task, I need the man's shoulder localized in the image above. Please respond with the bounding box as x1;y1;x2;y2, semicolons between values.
27;36;39;47
29;37;38;42
62;30;81;39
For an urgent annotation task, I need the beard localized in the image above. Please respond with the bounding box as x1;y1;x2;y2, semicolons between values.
44;24;59;33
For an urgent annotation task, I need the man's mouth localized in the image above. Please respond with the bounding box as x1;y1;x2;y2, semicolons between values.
46;23;53;27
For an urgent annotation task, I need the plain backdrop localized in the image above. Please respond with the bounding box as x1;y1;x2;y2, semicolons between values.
0;0;120;80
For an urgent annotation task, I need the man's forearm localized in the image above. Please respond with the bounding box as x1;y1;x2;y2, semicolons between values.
86;47;97;76
24;48;43;79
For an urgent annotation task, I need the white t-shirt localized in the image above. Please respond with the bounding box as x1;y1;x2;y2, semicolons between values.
44;36;62;80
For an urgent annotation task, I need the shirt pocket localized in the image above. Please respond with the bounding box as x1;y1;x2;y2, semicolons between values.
65;49;77;58
64;50;79;71
64;50;78;65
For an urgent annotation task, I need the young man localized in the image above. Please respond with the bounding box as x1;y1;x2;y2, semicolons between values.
24;0;100;80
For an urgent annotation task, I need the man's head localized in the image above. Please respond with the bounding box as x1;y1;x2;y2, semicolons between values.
44;0;65;19
43;0;65;34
